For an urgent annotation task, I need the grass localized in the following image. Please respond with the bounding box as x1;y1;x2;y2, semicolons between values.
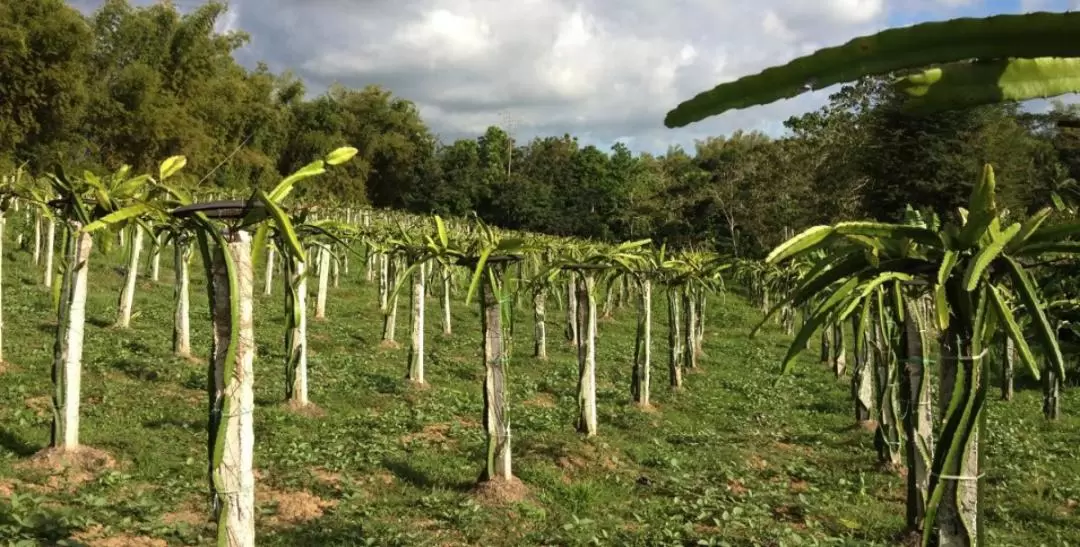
0;228;1078;546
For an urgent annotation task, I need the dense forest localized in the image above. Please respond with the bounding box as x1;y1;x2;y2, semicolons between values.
3;0;1079;256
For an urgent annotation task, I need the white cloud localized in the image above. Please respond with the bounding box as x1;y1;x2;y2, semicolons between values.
71;0;1076;153
824;0;886;23
221;0;894;151
394;9;494;63
762;10;796;42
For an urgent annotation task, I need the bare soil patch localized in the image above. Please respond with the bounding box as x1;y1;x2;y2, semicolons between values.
556;455;588;471
19;446;117;491
1056;499;1080;516
373;470;396;486
748;454;768;471
773;441;811;455
260;488;338;528
161;501;208;528
876;461;907;476
523;393;556;408
692;523;722;536
311;467;344;489
73;525;167;547
378;339;401;350
600;455;623;471
552;442;632;477
162;509;206;527
0;478;19;497
400;423;453;447
284;400;326;418
472;476;529;505
454;417;480;428
727;479;748;496
24;396;51;418
789;479;810;493
632;401;658;413
405;379;432;391
857;419;879;432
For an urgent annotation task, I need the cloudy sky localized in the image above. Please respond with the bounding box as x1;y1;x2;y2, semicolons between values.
73;0;1080;153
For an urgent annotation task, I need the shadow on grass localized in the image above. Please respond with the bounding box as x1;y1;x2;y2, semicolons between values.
0;499;79;545
0;429;40;457
122;340;154;356
360;373;405;395
1000;504;1078;530
142;417;203;430
799;400;848;415
432;353;481;383
515;437;572;463
255;395;285;406
111;359;162;382
87;316;113;329
382;457;474;492
267;520;378;547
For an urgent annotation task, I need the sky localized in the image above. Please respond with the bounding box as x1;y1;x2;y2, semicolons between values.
71;0;1080;154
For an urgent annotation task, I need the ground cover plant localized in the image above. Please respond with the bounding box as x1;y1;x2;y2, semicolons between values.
0;214;1078;546
4;4;1080;547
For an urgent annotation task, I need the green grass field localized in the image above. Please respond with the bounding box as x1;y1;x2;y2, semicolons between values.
1;237;1078;546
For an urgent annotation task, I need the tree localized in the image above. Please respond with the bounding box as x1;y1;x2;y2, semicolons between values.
763;166;1078;543
407;139;482;216
0;0;92;169
444;217;531;486
551;240;651;435
49;156;186;451
173;145;357;547
84;1;249;173
666;11;1080;544
0;166;33;363
332;85;436;208
692;131;771;256
266;213;357;405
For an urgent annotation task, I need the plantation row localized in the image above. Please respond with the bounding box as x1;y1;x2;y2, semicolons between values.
3;8;1080;547
4;146;1080;546
659;10;1080;545
2;151;779;545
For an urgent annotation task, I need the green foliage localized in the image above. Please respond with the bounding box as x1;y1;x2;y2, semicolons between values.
898;57;1080;113
3;2;1077;260
764;163;1080;543
0;0;92;168
0;233;1077;545
664;12;1080;127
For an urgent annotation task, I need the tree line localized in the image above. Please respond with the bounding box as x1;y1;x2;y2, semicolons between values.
4;0;1079;257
